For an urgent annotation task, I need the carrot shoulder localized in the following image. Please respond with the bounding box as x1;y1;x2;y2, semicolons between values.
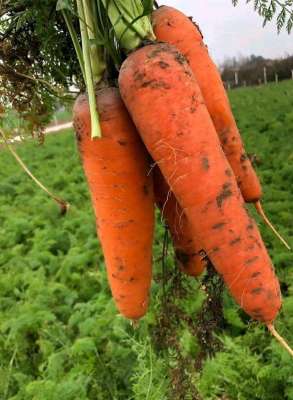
73;87;154;320
119;43;281;324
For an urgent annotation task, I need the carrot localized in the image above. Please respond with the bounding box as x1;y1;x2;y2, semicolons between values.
118;42;281;324
152;5;260;202
154;166;207;277
152;6;290;250
73;86;154;320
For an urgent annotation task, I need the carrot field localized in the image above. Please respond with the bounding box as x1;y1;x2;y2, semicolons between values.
0;80;292;400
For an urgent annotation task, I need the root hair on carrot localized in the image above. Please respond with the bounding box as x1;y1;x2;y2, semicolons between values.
267;324;293;357
255;201;291;250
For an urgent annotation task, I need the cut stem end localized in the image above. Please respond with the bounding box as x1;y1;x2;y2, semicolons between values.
58;200;70;216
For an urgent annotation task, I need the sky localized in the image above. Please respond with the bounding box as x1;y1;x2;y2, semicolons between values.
164;0;293;65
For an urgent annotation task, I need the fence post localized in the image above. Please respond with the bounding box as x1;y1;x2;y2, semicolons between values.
234;71;239;86
275;73;278;83
263;67;267;84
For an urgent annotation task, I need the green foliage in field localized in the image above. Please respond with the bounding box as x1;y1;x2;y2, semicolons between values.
0;81;292;399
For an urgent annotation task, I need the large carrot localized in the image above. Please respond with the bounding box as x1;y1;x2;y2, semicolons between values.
118;42;281;324
73;86;154;320
152;6;290;250
154;166;207;277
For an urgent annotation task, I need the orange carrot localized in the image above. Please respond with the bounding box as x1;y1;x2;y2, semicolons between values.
73;86;154;320
152;6;261;203
119;42;281;324
152;6;290;250
154;166;207;277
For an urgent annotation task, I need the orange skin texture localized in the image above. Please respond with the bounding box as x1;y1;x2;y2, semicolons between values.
152;6;262;203
73;87;154;320
119;43;281;323
154;167;207;277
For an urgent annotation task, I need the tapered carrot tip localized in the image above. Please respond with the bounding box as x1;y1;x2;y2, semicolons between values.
267;324;293;357
255;201;291;251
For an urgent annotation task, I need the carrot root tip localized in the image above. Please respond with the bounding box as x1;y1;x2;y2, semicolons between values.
267;324;293;357
255;201;291;251
130;320;140;329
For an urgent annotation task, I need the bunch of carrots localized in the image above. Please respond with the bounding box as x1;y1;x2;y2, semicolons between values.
63;0;292;355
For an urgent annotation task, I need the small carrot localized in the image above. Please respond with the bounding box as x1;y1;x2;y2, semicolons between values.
119;42;281;324
154;166;207;277
73;86;154;320
152;5;290;250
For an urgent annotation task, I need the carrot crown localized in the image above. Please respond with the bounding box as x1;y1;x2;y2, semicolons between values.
103;0;156;51
57;0;155;138
58;0;156;137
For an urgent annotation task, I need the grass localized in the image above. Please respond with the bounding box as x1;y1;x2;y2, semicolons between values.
0;80;292;400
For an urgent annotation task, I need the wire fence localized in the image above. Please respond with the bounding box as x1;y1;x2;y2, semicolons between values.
223;69;293;90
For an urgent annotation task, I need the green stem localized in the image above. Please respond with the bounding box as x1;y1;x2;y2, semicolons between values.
83;0;106;83
77;0;101;138
62;10;86;82
103;0;155;50
96;0;106;31
113;0;146;39
96;0;122;67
